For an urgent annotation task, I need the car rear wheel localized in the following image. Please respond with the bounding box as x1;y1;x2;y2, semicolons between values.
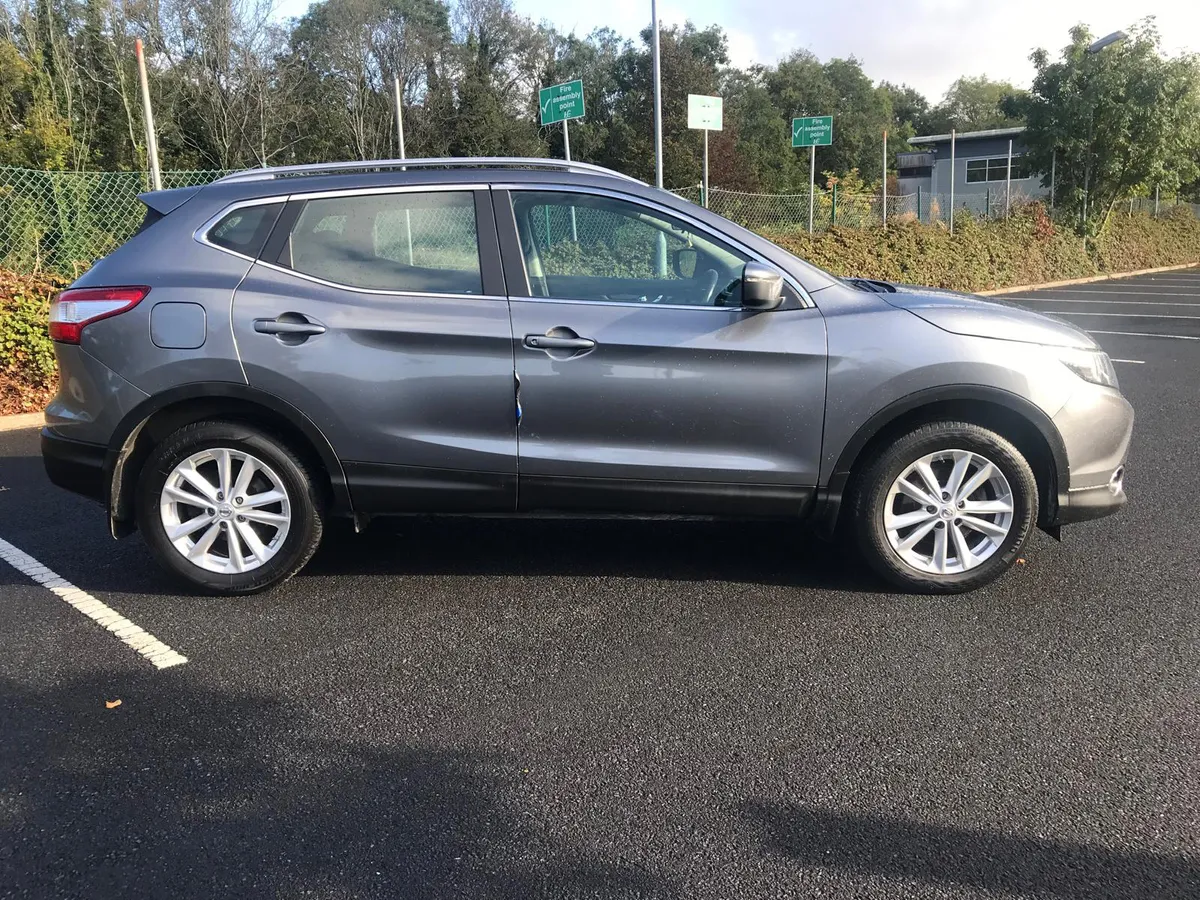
849;422;1038;593
136;421;324;594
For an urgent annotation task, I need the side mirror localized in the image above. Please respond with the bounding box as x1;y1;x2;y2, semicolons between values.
741;262;785;310
671;247;698;279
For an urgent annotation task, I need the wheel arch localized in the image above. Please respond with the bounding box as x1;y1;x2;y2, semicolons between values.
104;383;353;536
813;385;1068;537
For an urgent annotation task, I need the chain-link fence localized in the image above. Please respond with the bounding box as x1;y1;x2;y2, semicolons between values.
0;167;228;276
2;164;1198;277
671;185;919;231
675;183;1200;231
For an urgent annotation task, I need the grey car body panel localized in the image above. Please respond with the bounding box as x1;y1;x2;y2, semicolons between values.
41;161;1133;540
1052;386;1135;490
231;263;518;473
44;345;151;445
72;227;252;394
509;300;827;487
810;283;1080;484
881;285;1099;349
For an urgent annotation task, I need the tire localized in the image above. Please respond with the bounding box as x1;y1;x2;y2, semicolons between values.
136;420;324;594
848;421;1038;594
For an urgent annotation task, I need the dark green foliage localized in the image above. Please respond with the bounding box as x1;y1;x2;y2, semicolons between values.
766;204;1198;292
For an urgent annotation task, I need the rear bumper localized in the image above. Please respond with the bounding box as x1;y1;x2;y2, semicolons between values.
41;429;107;503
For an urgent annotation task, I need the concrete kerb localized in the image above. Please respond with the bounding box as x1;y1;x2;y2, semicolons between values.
979;262;1200;297
0;412;42;433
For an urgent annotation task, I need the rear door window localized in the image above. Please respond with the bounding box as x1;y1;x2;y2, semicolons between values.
277;191;483;295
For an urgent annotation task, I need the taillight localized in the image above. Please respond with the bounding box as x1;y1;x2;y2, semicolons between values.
49;286;150;344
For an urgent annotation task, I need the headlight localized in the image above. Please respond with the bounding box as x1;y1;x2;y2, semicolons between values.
1056;347;1119;389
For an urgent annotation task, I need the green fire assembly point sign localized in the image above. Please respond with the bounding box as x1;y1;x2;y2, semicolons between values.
792;116;833;148
540;80;585;126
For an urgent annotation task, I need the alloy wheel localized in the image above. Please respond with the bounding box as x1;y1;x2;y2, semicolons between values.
158;448;292;574
883;449;1015;575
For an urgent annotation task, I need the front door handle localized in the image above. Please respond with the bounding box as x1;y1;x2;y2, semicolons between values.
254;317;326;337
524;334;595;351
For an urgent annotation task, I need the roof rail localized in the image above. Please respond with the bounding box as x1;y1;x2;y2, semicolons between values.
215;157;644;185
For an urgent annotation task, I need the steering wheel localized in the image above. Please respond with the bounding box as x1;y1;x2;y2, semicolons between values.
698;268;721;305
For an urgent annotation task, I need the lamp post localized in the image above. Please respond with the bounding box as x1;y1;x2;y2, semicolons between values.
1081;30;1128;229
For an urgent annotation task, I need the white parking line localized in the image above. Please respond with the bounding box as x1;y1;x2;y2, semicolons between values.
1089;330;1200;341
1041;312;1200;319
1111;359;1145;364
0;537;188;669
1027;288;1200;297
1010;297;1200;307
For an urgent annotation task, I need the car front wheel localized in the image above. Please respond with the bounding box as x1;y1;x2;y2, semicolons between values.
850;422;1038;593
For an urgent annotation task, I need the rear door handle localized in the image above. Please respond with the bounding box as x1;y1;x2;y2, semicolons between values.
253;317;326;337
523;334;595;351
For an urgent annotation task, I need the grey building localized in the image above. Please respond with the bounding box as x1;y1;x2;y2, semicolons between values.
896;126;1047;216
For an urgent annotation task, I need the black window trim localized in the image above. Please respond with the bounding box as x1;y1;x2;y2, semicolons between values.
491;182;814;310
194;184;506;300
963;155;1033;184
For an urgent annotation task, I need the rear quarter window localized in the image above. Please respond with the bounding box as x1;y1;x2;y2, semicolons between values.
206;203;284;257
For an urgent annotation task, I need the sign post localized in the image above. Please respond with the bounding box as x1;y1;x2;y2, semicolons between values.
792;116;833;233
539;79;585;242
687;94;723;208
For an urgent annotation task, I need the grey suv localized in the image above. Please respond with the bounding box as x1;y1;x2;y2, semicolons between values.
41;158;1133;594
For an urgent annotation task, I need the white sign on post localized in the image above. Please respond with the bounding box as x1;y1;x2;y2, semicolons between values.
687;94;723;131
687;94;723;208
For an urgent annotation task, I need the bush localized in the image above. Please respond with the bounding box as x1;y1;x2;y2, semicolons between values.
0;268;65;414
763;203;1199;293
1096;205;1200;272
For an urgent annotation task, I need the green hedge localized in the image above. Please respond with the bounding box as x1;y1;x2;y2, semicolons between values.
765;204;1200;292
0;269;64;413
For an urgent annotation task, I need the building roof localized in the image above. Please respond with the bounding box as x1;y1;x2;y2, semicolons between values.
909;126;1026;145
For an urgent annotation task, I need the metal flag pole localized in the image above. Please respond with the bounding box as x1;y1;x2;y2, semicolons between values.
808;144;815;233
949;128;956;235
135;39;162;191
564;118;578;241
393;75;413;264
1006;138;1013;217
1050;149;1056;209
651;0;665;273
882;129;888;229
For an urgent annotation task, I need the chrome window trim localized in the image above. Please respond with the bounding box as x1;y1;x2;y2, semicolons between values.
281;182;488;202
495;182;815;309
194;194;290;263
507;295;822;313
252;257;502;301
194;186;496;300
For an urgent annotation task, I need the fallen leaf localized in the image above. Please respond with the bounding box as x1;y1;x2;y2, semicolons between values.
1016;558;1027;565
105;699;122;709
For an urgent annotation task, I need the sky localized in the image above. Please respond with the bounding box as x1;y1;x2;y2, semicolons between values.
273;0;1199;102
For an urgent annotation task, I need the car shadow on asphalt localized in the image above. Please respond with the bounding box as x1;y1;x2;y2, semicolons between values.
0;670;679;900
305;516;883;593
1;439;882;595
740;801;1199;899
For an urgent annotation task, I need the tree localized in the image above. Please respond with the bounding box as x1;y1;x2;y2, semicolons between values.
926;75;1025;134
1014;20;1200;231
881;81;932;135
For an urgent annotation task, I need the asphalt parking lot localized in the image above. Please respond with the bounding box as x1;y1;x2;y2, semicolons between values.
2;270;1199;899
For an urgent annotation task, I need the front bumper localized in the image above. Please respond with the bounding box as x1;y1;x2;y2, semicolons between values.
1053;467;1127;525
1047;384;1134;527
41;428;107;503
